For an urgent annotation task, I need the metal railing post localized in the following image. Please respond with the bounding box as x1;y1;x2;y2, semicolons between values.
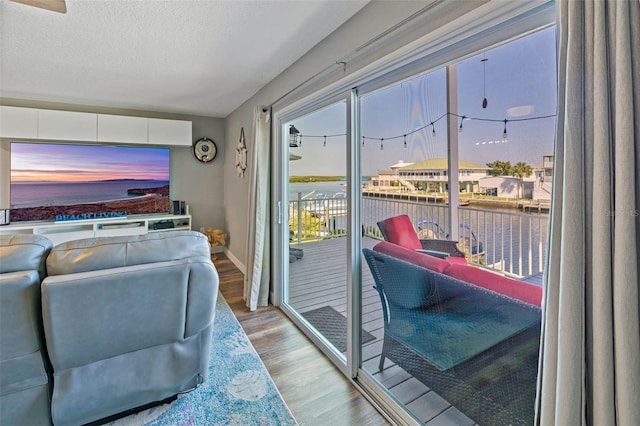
297;192;302;244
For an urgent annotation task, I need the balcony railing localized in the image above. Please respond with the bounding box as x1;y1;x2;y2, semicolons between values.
289;194;549;278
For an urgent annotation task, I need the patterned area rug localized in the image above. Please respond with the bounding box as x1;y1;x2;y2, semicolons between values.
110;295;297;426
301;305;376;353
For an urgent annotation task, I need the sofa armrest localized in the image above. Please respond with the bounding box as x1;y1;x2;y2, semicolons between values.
419;239;465;258
0;235;53;278
185;258;219;337
444;263;542;307
42;258;217;371
0;271;43;360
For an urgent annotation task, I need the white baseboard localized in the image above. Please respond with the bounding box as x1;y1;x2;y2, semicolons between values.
223;248;246;275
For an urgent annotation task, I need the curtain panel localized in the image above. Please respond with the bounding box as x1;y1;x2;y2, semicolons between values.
244;107;271;311
537;1;640;424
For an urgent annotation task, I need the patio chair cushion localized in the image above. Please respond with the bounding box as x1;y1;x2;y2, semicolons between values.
379;214;422;250
373;241;450;274
444;263;542;307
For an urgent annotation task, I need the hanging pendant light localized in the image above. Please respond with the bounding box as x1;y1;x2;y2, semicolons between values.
289;125;300;147
481;55;489;109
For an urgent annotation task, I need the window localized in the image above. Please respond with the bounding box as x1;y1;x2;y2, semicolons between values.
359;26;555;424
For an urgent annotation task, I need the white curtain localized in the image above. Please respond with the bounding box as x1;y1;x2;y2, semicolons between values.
536;1;640;424
244;107;271;311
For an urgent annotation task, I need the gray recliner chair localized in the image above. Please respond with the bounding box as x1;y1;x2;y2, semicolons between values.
41;230;218;425
0;234;54;426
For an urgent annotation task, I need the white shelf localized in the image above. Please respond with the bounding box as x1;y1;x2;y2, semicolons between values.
0;106;38;139
97;114;148;144
148;118;192;146
1;107;192;146
38;110;98;141
0;214;191;245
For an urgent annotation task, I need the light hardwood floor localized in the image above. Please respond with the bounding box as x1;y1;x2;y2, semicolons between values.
214;254;391;426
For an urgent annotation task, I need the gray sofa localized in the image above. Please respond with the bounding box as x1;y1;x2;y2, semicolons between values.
1;230;219;425
0;234;54;426
42;230;219;425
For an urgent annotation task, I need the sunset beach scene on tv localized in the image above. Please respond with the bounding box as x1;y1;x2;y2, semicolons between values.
10;142;171;223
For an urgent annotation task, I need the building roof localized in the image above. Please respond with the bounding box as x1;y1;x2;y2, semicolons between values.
400;158;488;171
390;160;414;169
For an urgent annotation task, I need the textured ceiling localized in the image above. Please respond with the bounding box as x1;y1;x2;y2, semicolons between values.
0;0;369;117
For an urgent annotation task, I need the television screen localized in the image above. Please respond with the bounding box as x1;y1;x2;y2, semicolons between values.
10;142;171;223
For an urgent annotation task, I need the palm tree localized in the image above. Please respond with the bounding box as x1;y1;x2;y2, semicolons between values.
486;160;513;176
511;161;533;199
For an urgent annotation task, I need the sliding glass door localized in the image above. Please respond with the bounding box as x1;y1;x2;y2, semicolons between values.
355;26;555;425
278;95;354;371
358;68;458;423
273;5;555;424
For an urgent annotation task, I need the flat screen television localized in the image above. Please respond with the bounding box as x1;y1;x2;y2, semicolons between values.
10;142;171;223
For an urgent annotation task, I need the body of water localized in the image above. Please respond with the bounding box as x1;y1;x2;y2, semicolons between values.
289;181;549;277
10;180;169;208
288;181;346;200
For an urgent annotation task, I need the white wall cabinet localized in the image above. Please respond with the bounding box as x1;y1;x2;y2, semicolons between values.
0;106;38;139
148;118;192;146
38;109;98;141
98;114;148;144
0;107;192;146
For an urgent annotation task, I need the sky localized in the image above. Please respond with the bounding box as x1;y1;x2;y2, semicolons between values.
289;26;557;177
11;143;170;182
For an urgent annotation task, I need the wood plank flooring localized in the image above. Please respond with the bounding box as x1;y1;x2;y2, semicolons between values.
214;254;391;426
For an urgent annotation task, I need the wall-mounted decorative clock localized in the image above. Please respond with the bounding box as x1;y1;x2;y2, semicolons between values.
193;137;217;163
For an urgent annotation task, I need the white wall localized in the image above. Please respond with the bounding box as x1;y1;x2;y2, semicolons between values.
0;99;225;233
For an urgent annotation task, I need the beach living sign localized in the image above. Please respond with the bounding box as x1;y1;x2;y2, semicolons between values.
55;211;127;222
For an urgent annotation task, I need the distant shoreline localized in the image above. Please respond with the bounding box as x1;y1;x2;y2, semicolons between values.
289;176;345;183
10;193;170;223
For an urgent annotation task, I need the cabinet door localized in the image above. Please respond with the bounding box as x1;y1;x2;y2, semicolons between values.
0;106;38;139
98;114;148;144
38;110;97;141
148;118;192;146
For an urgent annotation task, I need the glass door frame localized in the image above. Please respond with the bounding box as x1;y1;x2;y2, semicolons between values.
272;90;360;377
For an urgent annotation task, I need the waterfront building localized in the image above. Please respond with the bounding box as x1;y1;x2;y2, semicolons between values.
531;155;554;201
478;176;534;199
369;160;415;191
369;158;489;193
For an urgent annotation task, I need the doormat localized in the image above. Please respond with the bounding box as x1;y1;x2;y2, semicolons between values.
301;305;376;353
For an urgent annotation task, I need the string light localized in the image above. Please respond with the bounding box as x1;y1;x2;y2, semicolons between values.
296;112;554;145
380;138;384;150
